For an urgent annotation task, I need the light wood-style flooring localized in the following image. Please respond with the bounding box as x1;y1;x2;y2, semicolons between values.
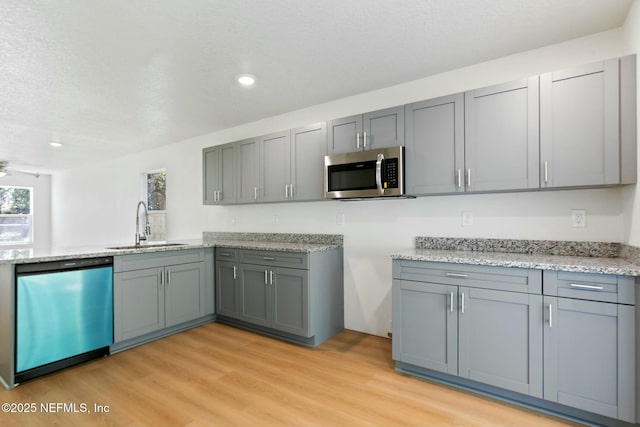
0;323;577;426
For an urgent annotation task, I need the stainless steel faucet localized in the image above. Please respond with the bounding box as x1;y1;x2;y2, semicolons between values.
135;201;151;246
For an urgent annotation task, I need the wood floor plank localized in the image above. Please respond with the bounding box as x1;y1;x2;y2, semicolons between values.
0;322;578;426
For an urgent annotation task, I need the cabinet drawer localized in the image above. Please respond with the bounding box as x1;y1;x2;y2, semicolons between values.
543;270;635;304
114;249;204;272
239;250;308;270
393;260;541;294
215;248;238;262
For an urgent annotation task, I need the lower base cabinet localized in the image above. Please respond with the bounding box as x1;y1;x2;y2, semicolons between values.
113;249;214;344
215;247;343;346
393;260;637;425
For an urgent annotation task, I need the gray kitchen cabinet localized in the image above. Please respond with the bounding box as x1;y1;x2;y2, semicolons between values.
237;261;310;336
113;249;210;344
217;247;343;346
542;270;636;423
328;106;404;154
238;262;272;327
260;130;291;203
540;55;636;188
393;279;458;374
215;249;240;319
458;287;543;397
392;260;543;398
405;93;464;195
290;122;327;201
237;137;260;203
203;143;236;205
464;77;540;192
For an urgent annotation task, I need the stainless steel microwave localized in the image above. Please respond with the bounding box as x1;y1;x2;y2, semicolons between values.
324;146;406;199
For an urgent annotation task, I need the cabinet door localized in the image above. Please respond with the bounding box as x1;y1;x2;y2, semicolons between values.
540;59;620;187
290;122;327;201
164;262;205;328
219;143;237;204
405;94;464;195
328;114;363;154
392;280;457;375
465;77;539;191
238;264;271;327
261;130;291;202
236;137;260;203
458;287;542;397
216;261;239;318
271;267;309;337
202;147;220;205
113;268;164;342
363;106;404;150
543;296;635;422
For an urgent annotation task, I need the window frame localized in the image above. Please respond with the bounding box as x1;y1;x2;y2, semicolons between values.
0;185;34;246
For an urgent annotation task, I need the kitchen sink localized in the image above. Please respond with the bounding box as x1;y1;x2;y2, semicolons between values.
106;243;188;250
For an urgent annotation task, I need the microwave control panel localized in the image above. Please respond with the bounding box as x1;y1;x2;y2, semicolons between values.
384;158;399;188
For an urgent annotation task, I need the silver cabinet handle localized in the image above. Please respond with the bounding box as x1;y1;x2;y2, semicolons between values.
220;252;233;257
270;270;274;285
254;187;258;201
166;269;170;284
446;272;468;278
570;283;604;291
218;191;222;201
466;168;471;188
375;153;385;195
233;265;237;280
213;191;218;201
461;292;465;314
290;184;294;199
363;131;367;148
264;270;268;285
457;169;462;188
285;184;289;199
450;291;454;313
356;132;361;149
263;257;276;261
160;269;164;285
544;161;549;184
548;304;553;328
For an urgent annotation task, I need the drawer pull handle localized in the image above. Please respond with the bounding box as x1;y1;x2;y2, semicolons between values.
570;283;604;291
220;253;233;257
263;257;276;261
446;273;468;278
461;292;465;314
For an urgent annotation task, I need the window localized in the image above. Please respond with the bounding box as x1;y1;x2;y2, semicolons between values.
145;170;166;211
0;186;33;245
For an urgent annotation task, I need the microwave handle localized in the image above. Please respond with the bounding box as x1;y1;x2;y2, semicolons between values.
376;153;385;195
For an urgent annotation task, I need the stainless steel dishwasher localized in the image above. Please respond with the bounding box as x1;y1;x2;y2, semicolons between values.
15;257;113;383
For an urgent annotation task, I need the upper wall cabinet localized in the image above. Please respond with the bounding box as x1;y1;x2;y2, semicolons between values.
464;77;540;192
540;55;637;188
203;143;236;205
290;122;327;201
405;93;464;195
236;137;260;203
328;106;404;154
260;130;291;203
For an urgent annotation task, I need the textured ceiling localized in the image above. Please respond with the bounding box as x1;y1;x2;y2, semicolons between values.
0;0;634;173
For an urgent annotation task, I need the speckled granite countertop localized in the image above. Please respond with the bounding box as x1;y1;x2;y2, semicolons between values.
392;237;640;277
203;232;343;253
0;233;344;264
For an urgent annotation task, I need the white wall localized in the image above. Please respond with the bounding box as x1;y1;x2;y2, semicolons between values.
52;19;638;336
1;173;51;250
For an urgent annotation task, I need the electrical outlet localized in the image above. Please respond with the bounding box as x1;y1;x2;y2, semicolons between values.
273;215;279;225
571;209;586;228
229;215;236;225
336;213;345;225
462;211;473;227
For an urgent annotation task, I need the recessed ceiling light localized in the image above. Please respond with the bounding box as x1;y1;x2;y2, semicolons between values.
49;141;63;148
237;74;256;86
